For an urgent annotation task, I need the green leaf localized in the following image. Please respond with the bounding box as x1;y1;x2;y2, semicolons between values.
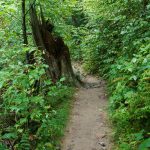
138;138;150;150
0;82;4;88
2;133;17;140
132;58;137;63
60;77;66;82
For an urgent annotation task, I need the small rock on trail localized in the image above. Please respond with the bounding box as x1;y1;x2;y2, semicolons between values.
61;75;113;150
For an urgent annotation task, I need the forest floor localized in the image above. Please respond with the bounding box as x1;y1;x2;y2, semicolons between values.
61;65;113;150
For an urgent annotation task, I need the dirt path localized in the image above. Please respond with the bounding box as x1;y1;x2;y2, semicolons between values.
61;75;113;150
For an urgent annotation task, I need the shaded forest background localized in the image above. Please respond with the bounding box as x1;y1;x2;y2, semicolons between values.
0;0;150;150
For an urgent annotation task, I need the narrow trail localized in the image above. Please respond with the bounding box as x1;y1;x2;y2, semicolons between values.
61;75;113;150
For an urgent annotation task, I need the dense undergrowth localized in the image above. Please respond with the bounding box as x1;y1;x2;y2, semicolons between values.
0;46;74;149
0;0;75;149
79;0;150;149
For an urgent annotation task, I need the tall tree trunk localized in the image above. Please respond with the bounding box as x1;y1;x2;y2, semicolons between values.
22;0;28;45
22;0;35;64
22;0;30;63
29;5;81;86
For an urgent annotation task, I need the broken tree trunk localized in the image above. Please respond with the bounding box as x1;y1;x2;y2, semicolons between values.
30;4;81;86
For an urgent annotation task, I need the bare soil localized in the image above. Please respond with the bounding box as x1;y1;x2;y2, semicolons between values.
61;75;113;150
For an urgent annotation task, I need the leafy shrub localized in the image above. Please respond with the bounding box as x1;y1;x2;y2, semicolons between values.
0;47;74;149
81;0;150;149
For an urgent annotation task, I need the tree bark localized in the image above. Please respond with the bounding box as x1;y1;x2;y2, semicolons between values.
22;0;28;45
29;5;81;86
22;0;30;64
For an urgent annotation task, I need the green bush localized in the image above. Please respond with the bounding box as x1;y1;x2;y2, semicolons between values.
81;0;150;149
0;47;74;149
